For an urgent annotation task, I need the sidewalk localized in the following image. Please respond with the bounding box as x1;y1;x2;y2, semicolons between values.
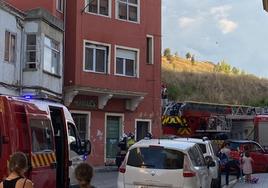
93;165;118;173
232;173;268;188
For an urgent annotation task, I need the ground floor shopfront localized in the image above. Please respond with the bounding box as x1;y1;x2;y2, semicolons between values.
66;91;161;166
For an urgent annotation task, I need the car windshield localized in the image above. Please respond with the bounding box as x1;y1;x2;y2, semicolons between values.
127;146;185;169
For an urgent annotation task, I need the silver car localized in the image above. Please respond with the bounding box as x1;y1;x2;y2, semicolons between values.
118;139;214;188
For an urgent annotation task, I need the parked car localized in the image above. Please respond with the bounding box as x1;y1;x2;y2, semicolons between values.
225;139;268;173
117;139;214;188
174;137;221;188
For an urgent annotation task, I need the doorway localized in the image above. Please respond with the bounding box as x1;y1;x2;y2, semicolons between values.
136;119;151;141
105;114;123;163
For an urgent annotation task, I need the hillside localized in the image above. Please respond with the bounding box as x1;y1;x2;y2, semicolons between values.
162;56;268;106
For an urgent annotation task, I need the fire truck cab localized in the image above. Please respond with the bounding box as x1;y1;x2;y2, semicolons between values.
0;95;91;188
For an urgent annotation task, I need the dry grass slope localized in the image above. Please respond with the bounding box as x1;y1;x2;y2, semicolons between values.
162;57;268;106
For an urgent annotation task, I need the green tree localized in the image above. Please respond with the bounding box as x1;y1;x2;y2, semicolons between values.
174;52;179;58
185;52;191;60
231;67;240;75
191;55;195;65
163;48;172;60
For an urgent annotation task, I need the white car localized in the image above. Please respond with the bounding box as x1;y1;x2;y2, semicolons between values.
175;137;221;188
118;139;214;188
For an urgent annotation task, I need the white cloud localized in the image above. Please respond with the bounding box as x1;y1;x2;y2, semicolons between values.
178;17;196;28
210;5;232;19
218;19;238;34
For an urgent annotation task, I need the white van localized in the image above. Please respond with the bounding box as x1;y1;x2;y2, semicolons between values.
118;139;214;188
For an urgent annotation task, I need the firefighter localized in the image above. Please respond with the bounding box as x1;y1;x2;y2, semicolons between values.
127;132;136;149
116;134;128;168
144;132;153;139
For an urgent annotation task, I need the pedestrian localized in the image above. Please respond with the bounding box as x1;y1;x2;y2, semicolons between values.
74;162;95;188
242;151;253;183
0;152;33;188
219;142;240;185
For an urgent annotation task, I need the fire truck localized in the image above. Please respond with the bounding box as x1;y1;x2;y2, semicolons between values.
0;95;91;188
162;101;268;147
231;113;268;149
162;101;234;138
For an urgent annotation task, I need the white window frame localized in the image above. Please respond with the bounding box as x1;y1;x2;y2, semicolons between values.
114;45;139;78
85;0;111;18
56;0;64;12
116;0;140;23
83;40;111;74
70;110;91;141
146;34;154;64
135;119;152;140
104;113;124;163
43;36;61;75
4;30;16;63
25;34;37;69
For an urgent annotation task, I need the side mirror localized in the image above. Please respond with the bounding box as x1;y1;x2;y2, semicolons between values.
81;139;91;156
70;139;91;156
205;156;216;167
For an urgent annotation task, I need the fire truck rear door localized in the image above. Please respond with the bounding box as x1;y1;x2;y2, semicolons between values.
28;116;57;188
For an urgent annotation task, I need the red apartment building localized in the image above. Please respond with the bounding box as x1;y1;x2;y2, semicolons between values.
4;0;162;166
64;0;161;165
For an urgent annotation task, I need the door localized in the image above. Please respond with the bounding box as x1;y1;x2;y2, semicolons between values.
49;107;69;188
188;146;211;188
247;143;268;172
29;118;56;188
136;120;150;141
106;116;121;162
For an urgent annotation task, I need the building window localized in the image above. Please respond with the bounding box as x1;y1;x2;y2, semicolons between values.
4;31;16;63
26;34;37;69
44;36;60;75
116;0;139;22
56;0;63;12
72;113;89;140
146;35;154;64
86;0;110;16
84;42;109;73
116;47;138;77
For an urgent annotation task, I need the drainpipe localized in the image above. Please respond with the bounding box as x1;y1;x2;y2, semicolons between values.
62;0;67;103
18;18;25;96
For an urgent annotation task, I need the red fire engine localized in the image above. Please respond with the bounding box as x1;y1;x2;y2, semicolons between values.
0;95;90;188
162;101;254;139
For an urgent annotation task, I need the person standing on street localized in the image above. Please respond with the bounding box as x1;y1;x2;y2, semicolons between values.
75;162;95;188
219;142;240;185
0;152;33;188
242;151;254;183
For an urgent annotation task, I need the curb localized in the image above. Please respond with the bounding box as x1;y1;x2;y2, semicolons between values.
94;166;118;173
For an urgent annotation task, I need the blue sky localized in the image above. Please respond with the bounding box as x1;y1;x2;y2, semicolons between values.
162;0;268;78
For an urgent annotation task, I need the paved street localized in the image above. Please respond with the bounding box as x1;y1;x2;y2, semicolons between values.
91;169;118;188
232;173;268;188
92;170;237;188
